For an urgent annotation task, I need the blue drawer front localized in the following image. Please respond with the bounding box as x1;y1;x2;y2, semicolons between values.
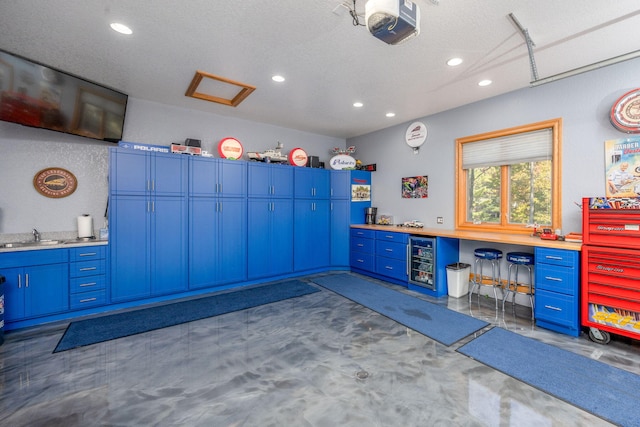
352;236;375;254
70;259;106;278
70;289;107;310
535;289;577;328
0;248;68;268
351;228;375;239
536;264;576;295
351;251;375;271
375;230;408;243
535;247;579;267
376;256;407;281
70;245;106;261
70;275;106;293
376;240;407;261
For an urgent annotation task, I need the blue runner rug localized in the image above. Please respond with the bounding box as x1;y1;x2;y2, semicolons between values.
312;274;489;346
457;327;640;427
54;280;319;353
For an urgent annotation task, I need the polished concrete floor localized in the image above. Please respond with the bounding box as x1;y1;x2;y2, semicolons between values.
1;272;639;426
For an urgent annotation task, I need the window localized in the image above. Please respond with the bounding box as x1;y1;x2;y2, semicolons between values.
455;118;562;234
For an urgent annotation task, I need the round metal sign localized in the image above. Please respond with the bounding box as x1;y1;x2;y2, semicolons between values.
33;167;77;198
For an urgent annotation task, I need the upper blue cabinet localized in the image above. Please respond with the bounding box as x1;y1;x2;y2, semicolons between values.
110;149;187;196
189;157;247;197
294;167;330;199
247;162;294;198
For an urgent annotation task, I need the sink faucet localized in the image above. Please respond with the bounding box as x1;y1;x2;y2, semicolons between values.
33;228;41;242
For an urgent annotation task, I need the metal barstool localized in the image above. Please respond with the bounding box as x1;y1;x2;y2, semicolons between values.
469;248;503;309
502;252;535;319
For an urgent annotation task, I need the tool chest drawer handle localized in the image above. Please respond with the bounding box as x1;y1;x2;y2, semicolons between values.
544;276;562;282
79;267;97;271
545;255;563;260
544;305;562;311
79;252;98;257
80;297;97;303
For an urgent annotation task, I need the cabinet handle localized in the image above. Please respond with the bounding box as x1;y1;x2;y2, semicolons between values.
147;180;151;191
406;244;410;275
152;180;155;191
25;273;29;288
544;276;562;282
79;252;97;257
385;248;393;252
80;282;97;287
80;267;97;271
80;297;97;303
357;259;364;263
18;274;22;289
357;243;364;247
270;185;274;195
385;266;393;270
544;305;562;311
545;256;563;260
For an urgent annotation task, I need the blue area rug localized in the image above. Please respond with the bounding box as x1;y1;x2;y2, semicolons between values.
54;280;319;353
312;274;489;346
458;327;640;427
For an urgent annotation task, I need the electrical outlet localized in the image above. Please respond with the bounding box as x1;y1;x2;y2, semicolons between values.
437;217;444;224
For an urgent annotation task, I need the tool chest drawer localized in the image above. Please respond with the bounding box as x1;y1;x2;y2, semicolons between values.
376;240;408;261
536;247;579;268
583;197;640;248
351;228;375;240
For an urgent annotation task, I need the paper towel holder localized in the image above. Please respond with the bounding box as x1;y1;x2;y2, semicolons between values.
77;214;96;241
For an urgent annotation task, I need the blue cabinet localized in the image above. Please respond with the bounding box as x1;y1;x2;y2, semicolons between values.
350;228;376;273
375;231;409;284
330;170;350;199
110;149;188;303
0;249;69;323
248;163;293;198
248;199;294;279
190;157;247;197
534;247;580;337
294;199;330;271
294;168;330;199
189;197;247;288
330;199;350;267
69;246;107;310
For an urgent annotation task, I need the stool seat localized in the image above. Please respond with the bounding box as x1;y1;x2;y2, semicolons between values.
474;248;503;260
506;252;534;265
502;251;535;319
469;248;503;310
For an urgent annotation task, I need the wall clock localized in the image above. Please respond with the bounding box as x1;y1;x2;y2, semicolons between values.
610;88;640;134
405;121;428;154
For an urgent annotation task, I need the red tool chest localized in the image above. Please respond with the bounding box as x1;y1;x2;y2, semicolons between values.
582;197;640;343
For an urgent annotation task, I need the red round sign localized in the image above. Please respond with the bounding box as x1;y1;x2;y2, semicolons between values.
288;147;308;167
217;137;244;159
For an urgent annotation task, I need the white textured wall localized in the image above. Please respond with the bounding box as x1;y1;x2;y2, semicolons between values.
0;98;344;237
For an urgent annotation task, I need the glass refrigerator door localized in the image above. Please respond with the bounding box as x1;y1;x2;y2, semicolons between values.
410;237;435;289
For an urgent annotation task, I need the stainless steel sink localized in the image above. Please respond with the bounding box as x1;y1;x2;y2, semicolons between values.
1;239;62;248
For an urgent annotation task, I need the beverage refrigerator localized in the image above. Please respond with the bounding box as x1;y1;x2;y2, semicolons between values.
408;236;459;297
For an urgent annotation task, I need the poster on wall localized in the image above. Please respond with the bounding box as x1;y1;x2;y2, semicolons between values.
402;175;428;198
605;137;640;197
351;184;371;201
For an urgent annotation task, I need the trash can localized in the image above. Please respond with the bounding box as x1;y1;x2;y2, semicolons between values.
446;263;471;298
0;274;5;345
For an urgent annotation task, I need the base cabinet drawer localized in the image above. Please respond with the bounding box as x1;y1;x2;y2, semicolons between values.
351;251;375;272
536;264;576;294
535;289;577;328
376;256;407;281
70;276;106;294
70;289;107;310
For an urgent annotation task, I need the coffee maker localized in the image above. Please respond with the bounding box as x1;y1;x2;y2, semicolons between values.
365;207;377;224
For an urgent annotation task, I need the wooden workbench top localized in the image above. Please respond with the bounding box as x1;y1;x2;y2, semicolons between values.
351;224;582;251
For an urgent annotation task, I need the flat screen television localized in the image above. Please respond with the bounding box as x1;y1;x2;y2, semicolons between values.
0;48;127;142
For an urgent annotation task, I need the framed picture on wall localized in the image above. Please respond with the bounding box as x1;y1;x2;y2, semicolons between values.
402;175;428;198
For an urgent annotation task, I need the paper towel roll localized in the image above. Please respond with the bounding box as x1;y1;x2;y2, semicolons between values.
77;214;94;238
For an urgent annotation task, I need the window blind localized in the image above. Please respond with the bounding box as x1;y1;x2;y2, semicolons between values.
462;128;552;169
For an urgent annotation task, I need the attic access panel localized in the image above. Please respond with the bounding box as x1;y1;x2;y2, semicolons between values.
185;70;255;107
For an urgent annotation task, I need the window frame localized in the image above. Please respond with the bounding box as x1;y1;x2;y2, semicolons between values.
455;118;562;234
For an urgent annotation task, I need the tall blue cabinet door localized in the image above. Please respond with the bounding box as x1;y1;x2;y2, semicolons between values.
189;198;218;289
110;149;149;195
247;199;272;279
151;196;188;296
110;196;150;302
294;199;330;271
271;198;294;276
330;170;350;199
330;199;350;267
217;198;247;284
152;153;187;196
25;263;69;317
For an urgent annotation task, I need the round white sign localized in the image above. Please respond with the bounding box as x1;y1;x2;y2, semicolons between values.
405;122;428;148
330;154;357;170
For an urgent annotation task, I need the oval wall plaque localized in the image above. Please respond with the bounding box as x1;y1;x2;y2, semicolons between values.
33;167;77;198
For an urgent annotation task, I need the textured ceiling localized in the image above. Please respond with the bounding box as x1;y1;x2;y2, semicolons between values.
1;0;640;139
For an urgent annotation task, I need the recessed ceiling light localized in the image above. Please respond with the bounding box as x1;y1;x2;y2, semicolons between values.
353;102;363;108
272;75;285;83
110;22;132;35
478;79;492;87
386;112;395;118
447;57;463;66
